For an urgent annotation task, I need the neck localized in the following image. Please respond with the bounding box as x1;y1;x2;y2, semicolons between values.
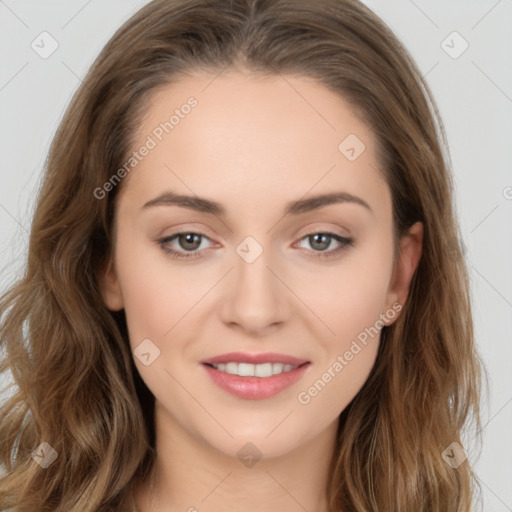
132;401;337;512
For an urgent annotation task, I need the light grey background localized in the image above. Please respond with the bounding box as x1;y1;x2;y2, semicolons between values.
1;1;511;510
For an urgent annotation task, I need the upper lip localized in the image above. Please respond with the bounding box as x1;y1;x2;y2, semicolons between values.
201;352;310;366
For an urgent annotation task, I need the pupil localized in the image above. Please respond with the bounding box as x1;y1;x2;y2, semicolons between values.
311;234;329;250
181;233;200;250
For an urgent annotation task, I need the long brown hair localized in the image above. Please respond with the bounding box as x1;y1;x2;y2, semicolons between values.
0;0;486;510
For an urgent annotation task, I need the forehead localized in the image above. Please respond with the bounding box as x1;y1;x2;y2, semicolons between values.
119;70;390;220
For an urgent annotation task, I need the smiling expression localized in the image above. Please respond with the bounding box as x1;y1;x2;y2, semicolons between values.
100;69;417;459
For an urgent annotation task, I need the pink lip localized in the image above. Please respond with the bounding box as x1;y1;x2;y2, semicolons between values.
201;352;309;366
201;361;311;400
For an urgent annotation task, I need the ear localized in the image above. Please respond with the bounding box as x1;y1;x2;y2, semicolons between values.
384;221;423;321
98;258;124;311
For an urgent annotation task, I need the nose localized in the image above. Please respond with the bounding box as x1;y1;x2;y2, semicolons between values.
218;245;292;336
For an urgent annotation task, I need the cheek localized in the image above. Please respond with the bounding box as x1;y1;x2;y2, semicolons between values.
295;261;391;415
114;236;205;344
298;241;394;344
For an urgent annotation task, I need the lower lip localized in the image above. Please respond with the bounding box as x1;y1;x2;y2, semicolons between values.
201;363;311;400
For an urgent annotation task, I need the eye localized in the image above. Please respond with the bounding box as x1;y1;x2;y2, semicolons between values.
158;231;213;259
158;230;353;260
294;231;353;259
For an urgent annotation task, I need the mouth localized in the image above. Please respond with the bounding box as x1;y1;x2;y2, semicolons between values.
200;352;311;400
203;361;307;377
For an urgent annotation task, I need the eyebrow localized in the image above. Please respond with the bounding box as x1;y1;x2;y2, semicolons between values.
141;190;372;216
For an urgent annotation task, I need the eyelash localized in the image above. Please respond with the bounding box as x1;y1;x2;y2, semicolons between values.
158;230;353;260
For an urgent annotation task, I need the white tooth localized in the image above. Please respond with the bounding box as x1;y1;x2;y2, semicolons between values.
255;363;273;377
238;363;255;376
214;361;299;377
272;363;284;375
225;362;238;375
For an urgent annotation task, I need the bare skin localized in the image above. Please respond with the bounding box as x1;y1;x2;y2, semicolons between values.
100;69;423;512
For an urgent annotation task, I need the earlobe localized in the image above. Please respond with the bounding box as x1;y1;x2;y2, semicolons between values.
98;259;124;311
385;221;423;320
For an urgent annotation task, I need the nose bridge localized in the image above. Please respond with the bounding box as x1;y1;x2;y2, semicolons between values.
236;237;274;290
219;234;289;332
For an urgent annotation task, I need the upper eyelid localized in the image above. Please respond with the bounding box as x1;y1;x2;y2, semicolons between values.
160;221;351;238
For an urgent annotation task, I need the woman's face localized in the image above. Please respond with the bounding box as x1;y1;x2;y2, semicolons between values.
101;70;422;459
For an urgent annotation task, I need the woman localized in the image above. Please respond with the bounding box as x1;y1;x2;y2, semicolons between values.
0;0;485;510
